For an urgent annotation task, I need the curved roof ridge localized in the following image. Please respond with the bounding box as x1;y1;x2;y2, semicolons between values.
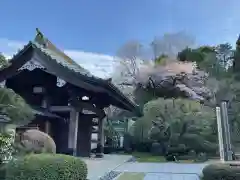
33;28;91;75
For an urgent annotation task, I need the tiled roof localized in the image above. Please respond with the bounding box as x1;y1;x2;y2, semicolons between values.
5;29;140;114
33;29;94;78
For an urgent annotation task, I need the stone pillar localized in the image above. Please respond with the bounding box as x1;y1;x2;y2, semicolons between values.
220;102;233;161
68;108;79;156
76;114;92;157
216;107;224;162
96;117;104;158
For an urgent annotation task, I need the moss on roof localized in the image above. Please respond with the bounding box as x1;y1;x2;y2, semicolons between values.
33;28;92;77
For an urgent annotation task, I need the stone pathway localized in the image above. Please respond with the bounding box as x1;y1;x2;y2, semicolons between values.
115;162;207;174
113;162;208;180
82;154;132;180
144;173;200;180
83;155;209;180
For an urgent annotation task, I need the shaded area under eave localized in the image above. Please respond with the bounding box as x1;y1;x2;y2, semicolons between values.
31;106;62;119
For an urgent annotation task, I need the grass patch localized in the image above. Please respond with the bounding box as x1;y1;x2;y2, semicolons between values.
132;152;166;162
117;172;145;180
122;152;207;163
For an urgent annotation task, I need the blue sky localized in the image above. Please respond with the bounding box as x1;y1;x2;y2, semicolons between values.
1;0;240;77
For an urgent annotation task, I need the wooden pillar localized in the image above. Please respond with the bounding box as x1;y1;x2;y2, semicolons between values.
45;121;51;135
68;108;79;156
41;95;51;135
96;117;104;158
76;114;92;157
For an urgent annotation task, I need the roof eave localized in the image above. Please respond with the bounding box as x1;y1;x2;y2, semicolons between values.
105;82;142;116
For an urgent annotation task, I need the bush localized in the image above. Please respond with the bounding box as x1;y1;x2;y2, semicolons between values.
195;152;208;162
0;132;14;163
150;141;162;156
133;142;152;152
5;153;88;180
0;164;6;179
202;163;240;180
188;150;197;158
180;134;217;154
20;129;56;154
167;144;188;155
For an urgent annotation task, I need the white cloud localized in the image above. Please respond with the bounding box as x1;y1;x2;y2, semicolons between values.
65;50;118;78
0;38;117;78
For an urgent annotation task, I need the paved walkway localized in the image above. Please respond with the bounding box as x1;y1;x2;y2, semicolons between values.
83;155;209;180
114;162;208;180
115;162;207;174
82;154;132;180
144;173;200;180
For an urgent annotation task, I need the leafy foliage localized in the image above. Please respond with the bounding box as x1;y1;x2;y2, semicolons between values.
0;88;34;126
0;53;9;69
5;154;88;180
0;132;14;163
132;98;216;151
113;33;240;157
0;54;34;127
202;163;240;180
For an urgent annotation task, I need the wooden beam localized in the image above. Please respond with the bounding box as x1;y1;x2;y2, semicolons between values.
50;104;105;119
71;101;106;119
49;106;72;112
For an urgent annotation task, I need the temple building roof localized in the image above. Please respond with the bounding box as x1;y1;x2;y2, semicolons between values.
0;29;141;115
33;28;93;77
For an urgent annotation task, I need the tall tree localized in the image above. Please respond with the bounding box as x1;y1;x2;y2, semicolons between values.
215;43;233;69
107;41;144;120
233;35;240;78
115;40;143;83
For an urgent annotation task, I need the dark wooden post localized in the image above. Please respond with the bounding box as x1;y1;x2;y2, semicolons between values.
41;96;51;135
96;117;104;158
68;108;79;156
77;114;92;157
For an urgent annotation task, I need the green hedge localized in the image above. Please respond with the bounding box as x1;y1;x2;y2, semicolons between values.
5;154;88;180
202;163;240;180
0;164;6;179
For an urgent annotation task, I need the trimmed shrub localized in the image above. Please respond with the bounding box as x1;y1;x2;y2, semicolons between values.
188;150;197;158
0;164;6;179
5;153;88;180
150;141;162;156
133;142;152;152
202;163;240;180
180;134;217;154
20;129;56;154
195;152;208;162
167;144;188;155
